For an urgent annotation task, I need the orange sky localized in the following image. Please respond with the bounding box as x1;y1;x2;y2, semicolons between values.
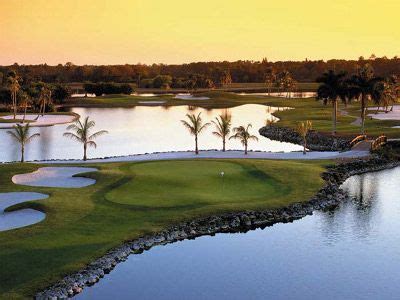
0;0;399;65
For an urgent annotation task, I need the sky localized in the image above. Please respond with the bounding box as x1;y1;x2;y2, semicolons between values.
0;0;399;65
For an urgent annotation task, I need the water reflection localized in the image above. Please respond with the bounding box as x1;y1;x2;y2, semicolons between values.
0;104;301;162
78;167;400;300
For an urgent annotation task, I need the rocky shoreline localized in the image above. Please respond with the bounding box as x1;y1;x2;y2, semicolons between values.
35;156;399;299
259;125;352;151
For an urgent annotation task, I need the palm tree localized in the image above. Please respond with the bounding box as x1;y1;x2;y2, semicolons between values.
229;124;258;154
316;70;347;135
212;112;232;151
265;68;276;95
349;64;382;134
20;92;31;123
181;113;210;154
8;76;20;119
297;120;312;155
7;124;40;162
63;117;108;161
37;86;52;119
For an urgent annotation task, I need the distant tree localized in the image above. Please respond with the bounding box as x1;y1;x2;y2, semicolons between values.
52;84;72;104
7;74;20;119
19;91;31;123
229;124;258;155
7;124;40;162
185;79;196;91
219;71;232;88
120;83;133;94
181;113;210;154
153;75;172;89
372;76;398;113
297;120;312;155
37;86;52;118
348;64;383;134
63;116;108;161
316;70;347;135
212;111;232;151
265;68;276;95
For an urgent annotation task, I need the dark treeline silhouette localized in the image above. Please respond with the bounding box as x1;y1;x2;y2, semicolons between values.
0;56;399;85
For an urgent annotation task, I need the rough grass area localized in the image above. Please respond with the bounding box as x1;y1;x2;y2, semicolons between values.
0;159;326;299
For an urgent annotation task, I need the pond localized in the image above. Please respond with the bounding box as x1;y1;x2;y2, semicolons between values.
0;104;301;162
77;167;400;299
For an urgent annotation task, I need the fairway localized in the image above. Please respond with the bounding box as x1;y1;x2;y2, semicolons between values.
0;159;326;298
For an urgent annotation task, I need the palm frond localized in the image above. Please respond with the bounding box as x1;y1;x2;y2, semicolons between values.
87;141;97;148
63;132;83;143
88;130;109;141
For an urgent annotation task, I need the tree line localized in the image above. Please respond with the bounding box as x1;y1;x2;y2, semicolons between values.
0;71;71;116
1;55;399;85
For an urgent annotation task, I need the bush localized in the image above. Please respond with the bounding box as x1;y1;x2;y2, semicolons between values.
84;82;134;96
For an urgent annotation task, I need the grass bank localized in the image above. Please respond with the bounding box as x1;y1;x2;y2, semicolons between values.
0;159;326;298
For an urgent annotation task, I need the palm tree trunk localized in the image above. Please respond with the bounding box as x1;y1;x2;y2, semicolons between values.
23;103;27;123
333;100;337;135
361;95;366;134
42;99;46;116
244;142;248;155
21;145;24;163
222;137;226;152
303;138;307;155
13;93;17;119
83;143;87;161
195;135;198;155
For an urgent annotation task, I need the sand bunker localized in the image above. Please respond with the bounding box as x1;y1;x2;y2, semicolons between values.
0;192;48;231
12;167;98;188
174;93;210;100
138;101;166;104
0;114;76;128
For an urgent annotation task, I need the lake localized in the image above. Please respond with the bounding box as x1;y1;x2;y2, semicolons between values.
0;104;301;162
77;167;400;300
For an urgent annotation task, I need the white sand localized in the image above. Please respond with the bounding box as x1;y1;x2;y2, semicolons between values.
0;114;76;128
174;93;210;100
138;101;166;104
38;149;370;164
13;167;98;188
0;192;48;231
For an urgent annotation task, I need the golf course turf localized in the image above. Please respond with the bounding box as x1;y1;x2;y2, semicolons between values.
0;159;326;298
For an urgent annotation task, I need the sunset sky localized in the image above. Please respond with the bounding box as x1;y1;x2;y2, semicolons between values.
0;0;399;65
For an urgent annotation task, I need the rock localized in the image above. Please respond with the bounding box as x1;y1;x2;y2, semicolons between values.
259;125;351;151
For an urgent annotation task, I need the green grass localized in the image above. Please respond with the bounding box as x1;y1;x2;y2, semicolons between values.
0;159;326;299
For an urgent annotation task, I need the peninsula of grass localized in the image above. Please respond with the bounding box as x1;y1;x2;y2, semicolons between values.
0;159;326;299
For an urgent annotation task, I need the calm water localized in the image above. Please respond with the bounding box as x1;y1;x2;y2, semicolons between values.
0;104;301;162
78;167;400;300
